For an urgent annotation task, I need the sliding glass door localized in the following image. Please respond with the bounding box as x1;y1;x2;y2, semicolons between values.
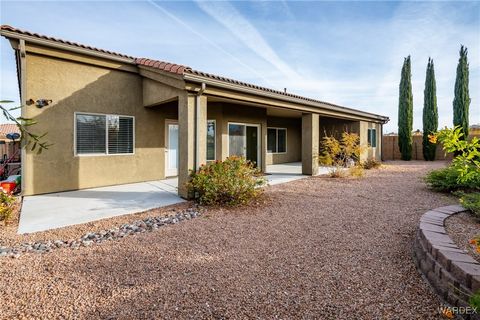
228;123;260;166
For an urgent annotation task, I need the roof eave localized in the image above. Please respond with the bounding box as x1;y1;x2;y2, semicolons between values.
0;29;135;65
184;73;389;124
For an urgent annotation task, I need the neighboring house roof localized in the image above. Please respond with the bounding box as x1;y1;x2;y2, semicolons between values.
0;25;389;123
0;124;20;140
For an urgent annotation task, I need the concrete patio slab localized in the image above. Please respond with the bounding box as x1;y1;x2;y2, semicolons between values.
18;178;185;234
266;162;332;185
266;162;304;185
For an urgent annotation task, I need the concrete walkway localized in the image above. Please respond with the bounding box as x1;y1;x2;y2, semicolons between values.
266;162;331;185
19;178;184;234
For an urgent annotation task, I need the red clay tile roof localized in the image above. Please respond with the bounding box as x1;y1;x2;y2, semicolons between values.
188;69;322;102
0;25;134;59
0;25;389;121
0;124;20;139
134;58;190;75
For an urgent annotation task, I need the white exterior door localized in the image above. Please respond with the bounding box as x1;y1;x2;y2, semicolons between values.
165;122;179;177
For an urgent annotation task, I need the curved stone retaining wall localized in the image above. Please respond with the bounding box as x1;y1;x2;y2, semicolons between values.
414;205;480;319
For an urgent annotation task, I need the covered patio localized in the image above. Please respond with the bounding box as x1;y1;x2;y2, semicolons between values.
18;163;319;234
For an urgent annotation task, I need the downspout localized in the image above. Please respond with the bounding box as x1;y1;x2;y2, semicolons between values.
195;82;206;170
18;39;26;195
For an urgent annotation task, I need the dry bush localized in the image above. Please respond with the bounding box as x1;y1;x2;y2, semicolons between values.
348;165;365;178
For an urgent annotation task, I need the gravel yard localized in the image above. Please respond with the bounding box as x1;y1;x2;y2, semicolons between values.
0;161;456;319
446;211;480;263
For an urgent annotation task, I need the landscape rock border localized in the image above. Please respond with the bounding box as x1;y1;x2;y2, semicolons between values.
413;204;480;319
0;208;201;258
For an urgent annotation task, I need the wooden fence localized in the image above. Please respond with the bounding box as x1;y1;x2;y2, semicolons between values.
382;134;479;161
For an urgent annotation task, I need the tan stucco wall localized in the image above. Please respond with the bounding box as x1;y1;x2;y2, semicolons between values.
359;121;382;161
23;52;179;195
265;116;301;165
319;116;359;140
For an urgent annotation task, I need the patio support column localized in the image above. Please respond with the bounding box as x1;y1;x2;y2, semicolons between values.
302;113;319;175
359;121;369;162
178;94;196;199
195;95;207;169
178;93;207;199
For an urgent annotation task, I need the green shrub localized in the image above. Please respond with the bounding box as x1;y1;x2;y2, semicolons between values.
459;192;480;218
470;291;480;310
187;156;266;206
425;167;480;192
0;191;16;223
429;127;480;186
362;159;381;170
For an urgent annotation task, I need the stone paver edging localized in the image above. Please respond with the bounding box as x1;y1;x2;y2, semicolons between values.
414;204;480;318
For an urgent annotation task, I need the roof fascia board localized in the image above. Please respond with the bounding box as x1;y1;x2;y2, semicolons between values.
209;94;380;122
0;30;134;64
25;43;138;73
185;75;388;123
197;86;384;123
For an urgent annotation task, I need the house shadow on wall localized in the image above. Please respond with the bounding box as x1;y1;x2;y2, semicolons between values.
29;68;178;196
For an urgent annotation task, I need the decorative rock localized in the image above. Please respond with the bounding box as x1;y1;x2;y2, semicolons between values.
0;208;202;258
81;240;93;247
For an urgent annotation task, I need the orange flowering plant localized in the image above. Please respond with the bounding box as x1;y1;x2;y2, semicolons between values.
428;126;480;186
469;236;480;254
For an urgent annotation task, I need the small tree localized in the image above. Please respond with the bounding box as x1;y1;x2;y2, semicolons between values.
422;58;438;161
453;45;470;139
0;100;50;153
318;132;363;165
398;56;413;160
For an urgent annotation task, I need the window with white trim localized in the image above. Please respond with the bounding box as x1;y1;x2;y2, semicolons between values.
368;128;377;148
206;120;216;161
75;113;134;155
267;128;287;153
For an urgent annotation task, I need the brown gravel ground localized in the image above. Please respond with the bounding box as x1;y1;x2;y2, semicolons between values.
446;212;480;263
0;201;193;247
0;161;456;319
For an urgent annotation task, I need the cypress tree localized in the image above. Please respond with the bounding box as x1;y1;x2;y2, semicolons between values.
453;45;470;139
422;58;438;161
398;56;413;160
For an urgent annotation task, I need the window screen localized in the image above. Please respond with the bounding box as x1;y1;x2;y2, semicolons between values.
368;128;377;148
277;129;287;153
267;128;287;153
108;116;134;154
267;128;277;153
207;120;215;161
75;113;134;155
75;114;106;154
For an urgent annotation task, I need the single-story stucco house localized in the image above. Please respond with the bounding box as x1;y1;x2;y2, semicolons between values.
0;25;389;198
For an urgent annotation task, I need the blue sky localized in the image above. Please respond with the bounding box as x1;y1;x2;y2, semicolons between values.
1;1;479;132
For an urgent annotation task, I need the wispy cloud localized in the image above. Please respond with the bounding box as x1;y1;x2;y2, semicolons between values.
1;1;478;132
195;0;301;80
147;0;273;85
